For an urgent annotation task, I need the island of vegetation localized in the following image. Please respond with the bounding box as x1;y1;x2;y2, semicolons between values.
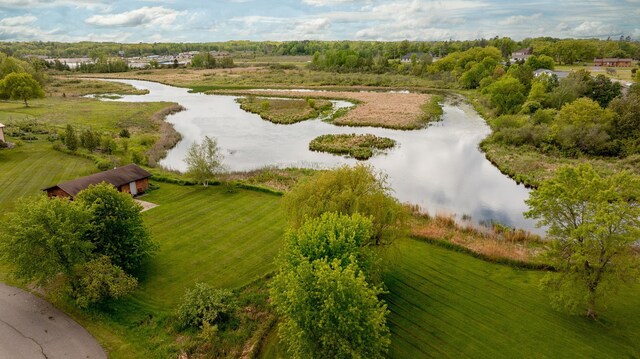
309;133;396;160
237;96;332;124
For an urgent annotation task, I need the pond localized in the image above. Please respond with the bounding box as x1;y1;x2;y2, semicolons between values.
101;79;540;233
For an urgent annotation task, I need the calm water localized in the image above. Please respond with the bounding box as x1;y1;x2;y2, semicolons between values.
101;79;540;233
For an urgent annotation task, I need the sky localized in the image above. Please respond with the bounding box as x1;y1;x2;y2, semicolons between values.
0;0;639;43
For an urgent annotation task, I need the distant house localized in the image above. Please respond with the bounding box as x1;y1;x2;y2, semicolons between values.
593;58;633;67
44;164;151;199
401;52;425;63
0;123;5;143
511;48;532;63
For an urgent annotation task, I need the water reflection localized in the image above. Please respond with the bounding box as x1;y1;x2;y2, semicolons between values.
100;79;540;234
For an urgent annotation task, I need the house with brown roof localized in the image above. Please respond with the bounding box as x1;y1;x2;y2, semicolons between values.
44;164;151;199
0;123;5;143
594;58;633;67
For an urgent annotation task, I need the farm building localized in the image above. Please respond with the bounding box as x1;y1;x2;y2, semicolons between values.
0;123;5;143
44;164;151;199
594;58;633;67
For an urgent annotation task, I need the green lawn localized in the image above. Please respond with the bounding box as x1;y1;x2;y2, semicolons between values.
0;97;172;133
0;140;96;213
385;237;640;358
60;183;285;358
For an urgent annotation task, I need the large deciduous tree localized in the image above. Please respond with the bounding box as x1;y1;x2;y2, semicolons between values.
525;165;640;319
270;213;390;359
185;136;223;187
0;72;44;107
0;196;94;285
76;182;156;275
283;164;407;246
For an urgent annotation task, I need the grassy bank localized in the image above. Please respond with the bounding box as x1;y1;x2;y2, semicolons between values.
386;237;640;358
237;96;332;124
309;133;396;160
75;67;446;90
0;141;96;213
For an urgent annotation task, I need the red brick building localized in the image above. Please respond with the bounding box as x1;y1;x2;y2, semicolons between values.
593;58;633;67
44;164;151;199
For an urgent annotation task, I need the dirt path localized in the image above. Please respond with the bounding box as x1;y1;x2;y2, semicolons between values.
0;283;106;359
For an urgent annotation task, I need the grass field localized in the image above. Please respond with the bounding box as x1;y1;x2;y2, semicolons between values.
385;237;640;358
0;141;96;213
0;97;172;133
67;183;285;358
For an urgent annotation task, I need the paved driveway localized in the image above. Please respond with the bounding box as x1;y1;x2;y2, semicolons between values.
0;283;106;359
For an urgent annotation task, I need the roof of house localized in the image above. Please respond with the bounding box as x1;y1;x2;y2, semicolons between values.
401;52;426;60
512;48;532;55
44;164;151;197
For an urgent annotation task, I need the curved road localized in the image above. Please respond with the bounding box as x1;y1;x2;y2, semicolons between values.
0;283;106;359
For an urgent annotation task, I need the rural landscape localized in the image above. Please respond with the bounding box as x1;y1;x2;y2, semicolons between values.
1;1;640;358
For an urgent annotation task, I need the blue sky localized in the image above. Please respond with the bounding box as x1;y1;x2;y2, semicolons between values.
0;0;638;42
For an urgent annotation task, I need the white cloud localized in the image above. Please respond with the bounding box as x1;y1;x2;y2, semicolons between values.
0;0;108;11
85;6;184;28
571;21;619;37
499;13;541;26
303;0;357;6
0;15;37;26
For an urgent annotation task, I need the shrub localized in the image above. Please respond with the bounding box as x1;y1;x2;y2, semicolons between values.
176;283;236;330
71;256;137;309
119;128;131;138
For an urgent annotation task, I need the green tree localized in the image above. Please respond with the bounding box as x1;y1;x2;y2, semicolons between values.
270;213;390;359
483;75;526;115
76;183;156;275
176;283;236;330
283;164;407;246
587;74;622;107
525;165;640;318
0;72;44;106
0;196;93;286
185;136;224;187
65;124;79;151
71;256;137;308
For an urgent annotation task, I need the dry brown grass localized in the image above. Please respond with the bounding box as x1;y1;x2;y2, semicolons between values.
410;211;547;264
220;89;432;129
77;67;267;87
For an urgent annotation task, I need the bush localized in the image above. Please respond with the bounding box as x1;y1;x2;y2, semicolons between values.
119;128;131;138
176;283;236;330
71;256;137;309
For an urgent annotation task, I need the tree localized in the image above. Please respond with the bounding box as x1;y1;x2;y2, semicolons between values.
483;75;526;115
75;183;156;275
587;74;622;108
283;164;407;246
0;196;93;286
0;72;44;106
270;213;390;358
185;136;223;187
65;124;79;151
176;283;236;330
525;165;640;318
70;256;137;308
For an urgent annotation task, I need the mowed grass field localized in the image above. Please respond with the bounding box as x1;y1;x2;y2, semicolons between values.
385;238;640;358
0;141;96;213
72;183;286;358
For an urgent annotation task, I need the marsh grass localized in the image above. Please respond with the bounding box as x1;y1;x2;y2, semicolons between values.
309;133;396;160
408;209;546;266
237;96;332;124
